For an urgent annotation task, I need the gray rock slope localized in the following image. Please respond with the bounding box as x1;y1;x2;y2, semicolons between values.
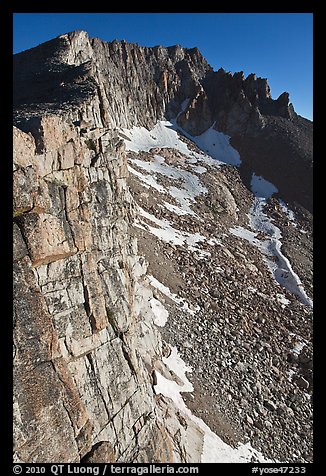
13;30;313;463
14;30;312;211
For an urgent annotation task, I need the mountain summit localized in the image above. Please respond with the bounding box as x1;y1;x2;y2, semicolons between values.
13;31;313;464
14;30;312;211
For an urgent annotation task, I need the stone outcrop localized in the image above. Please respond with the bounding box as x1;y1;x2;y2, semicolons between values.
13;114;204;463
178;68;312;212
14;31;211;130
13;30;313;463
14;30;312;212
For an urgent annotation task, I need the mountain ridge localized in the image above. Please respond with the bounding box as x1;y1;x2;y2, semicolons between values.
13;29;301;124
13;30;313;464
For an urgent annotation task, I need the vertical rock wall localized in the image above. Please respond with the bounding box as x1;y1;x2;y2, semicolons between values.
13;116;204;463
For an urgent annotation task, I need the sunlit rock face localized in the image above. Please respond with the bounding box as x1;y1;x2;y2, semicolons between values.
13;30;312;464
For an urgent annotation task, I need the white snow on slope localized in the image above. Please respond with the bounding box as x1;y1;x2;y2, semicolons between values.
293;339;307;355
191;164;207;174
149;275;181;303
128;165;166;193
177;123;241;167
250;176;307;234
250;173;278;198
150;297;169;327
148;272;270;461
122;119;240;167
154;346;273;463
290;333;308;355
122;121;196;156
148;273;273;462
162;201;189;216
129;154;207;217
125;119;311;306
230;173;313;308
279;199;296;224
279;200;309;235
122;118;241;239
136;207;210;258
276;293;291;306
148;275;199;316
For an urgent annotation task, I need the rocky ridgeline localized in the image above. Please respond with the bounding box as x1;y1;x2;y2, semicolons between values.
13;30;313;463
13;30;210;130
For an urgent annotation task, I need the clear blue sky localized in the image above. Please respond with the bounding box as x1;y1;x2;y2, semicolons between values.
13;13;313;120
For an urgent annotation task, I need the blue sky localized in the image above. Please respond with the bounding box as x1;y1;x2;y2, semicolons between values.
13;13;313;120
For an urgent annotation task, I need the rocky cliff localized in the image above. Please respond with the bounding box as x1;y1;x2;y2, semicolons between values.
13;114;207;463
14;30;313;212
13;30;313;464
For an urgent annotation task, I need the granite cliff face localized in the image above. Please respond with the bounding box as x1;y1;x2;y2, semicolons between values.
14;30;312;212
13;30;313;463
13;116;205;463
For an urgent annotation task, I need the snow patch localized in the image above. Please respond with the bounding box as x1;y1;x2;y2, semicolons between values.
128;164;166;193
278;200;308;235
287;369;296;382
121;119;240;168
250;173;278;199
137;206;206;250
154;345;273;463
189;164;207;174
276;293;291;306
122;121;195;157
128;154;207;217
230;226;261;247
162;202;189;216
279;199;296;224
149;275;180;303
249;197;281;240
230;195;313;308
187;125;241;166
148;275;198;316
291;335;308;355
